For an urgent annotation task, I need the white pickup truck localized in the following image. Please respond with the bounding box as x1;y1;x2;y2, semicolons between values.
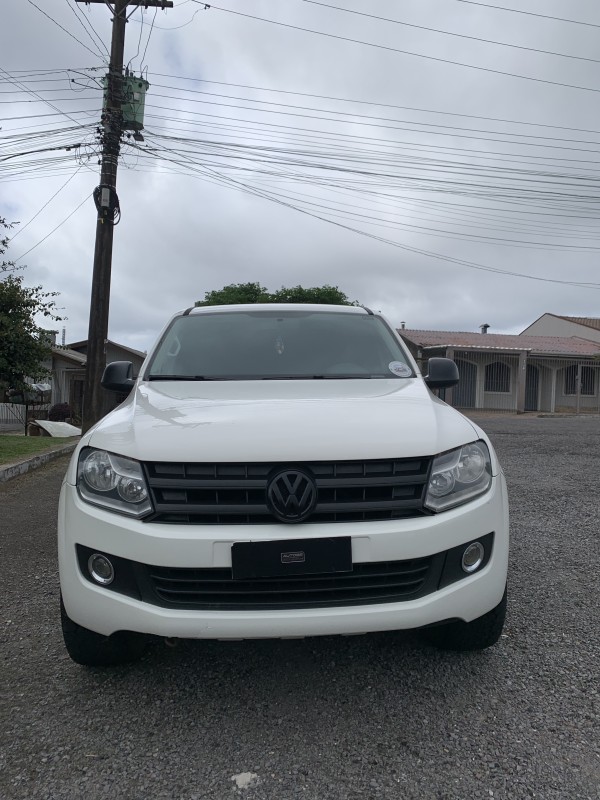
58;304;509;666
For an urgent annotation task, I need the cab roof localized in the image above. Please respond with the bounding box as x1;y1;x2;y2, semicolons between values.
186;303;372;315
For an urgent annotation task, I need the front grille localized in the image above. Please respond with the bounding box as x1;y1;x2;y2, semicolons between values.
142;555;441;610
144;458;432;524
76;535;495;612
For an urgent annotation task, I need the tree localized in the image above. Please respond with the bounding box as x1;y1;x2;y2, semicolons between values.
196;282;270;306
270;284;356;305
196;282;356;307
0;218;62;394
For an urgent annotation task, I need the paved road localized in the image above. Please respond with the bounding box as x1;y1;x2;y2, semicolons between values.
1;416;598;800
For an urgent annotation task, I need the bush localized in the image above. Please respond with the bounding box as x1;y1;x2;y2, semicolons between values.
48;402;71;422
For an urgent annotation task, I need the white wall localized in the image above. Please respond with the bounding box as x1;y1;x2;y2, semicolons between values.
522;314;600;343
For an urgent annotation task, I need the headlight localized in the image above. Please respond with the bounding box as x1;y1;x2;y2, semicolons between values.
77;448;152;518
424;441;492;512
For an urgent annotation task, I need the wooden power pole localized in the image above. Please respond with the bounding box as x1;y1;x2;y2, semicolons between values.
78;0;172;433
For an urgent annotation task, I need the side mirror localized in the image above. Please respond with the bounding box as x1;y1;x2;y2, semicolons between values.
101;361;135;393
424;357;459;389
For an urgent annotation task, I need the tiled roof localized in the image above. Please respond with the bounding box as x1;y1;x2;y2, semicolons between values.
399;329;600;356
559;316;600;331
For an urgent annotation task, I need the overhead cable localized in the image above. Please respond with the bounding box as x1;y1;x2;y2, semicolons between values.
198;3;600;94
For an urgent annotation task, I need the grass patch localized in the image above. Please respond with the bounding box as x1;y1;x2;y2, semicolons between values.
0;436;78;465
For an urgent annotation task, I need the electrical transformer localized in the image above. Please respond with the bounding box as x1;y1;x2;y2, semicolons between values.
102;74;150;131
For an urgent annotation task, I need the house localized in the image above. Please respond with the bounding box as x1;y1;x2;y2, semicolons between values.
521;314;600;344
0;335;146;430
400;328;600;413
51;339;146;421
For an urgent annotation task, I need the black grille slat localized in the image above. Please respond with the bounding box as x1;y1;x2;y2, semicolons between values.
319;475;428;487
150;564;430;585
154;578;425;598
316;499;423;513
150;503;271;515
149;478;268;489
142;557;437;610
145;458;431;525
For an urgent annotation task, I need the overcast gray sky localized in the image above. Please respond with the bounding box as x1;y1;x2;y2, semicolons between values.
3;0;600;352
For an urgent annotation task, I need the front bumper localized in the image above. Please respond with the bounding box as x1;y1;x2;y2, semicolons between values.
58;473;509;639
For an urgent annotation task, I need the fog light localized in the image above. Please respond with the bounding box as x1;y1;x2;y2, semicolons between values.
88;553;114;585
462;542;485;573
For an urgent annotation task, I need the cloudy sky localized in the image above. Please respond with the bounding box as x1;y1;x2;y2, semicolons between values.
3;0;600;352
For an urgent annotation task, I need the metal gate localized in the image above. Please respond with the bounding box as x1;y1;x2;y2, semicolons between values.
525;365;539;412
453;359;477;408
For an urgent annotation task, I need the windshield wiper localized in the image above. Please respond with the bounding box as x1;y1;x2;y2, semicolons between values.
259;374;376;380
148;375;218;381
148;374;390;381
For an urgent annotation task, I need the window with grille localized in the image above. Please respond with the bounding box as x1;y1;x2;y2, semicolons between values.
564;365;595;396
484;362;511;393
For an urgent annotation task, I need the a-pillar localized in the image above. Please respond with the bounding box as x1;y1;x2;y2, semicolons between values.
445;348;454;406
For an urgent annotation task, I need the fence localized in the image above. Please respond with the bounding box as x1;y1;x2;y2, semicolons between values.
0;402;51;431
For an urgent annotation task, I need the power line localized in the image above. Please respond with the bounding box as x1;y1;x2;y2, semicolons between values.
136;116;600;206
145;92;600;156
64;0;109;61
0;143;83;163
227;185;600;251
126;153;600;242
299;0;600;65
135;130;600;218
455;0;600;29
0;86;100;94
0;66;102;77
141;116;600;201
14;192;91;263
148;83;600;148
237;176;600;237
141;105;600;169
140;7;158;71
151;72;600;137
139;105;600;174
25;0;104;60
128;5;147;70
0;110;98;123
9;168;82;241
0;97;100;104
130;5;202;30
13;70;600;144
0;67;89;127
199;3;600;94
130;140;600;288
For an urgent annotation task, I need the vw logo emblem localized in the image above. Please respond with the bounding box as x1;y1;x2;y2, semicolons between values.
267;469;317;523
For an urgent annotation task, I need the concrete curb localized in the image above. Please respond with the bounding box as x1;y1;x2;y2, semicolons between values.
0;442;77;484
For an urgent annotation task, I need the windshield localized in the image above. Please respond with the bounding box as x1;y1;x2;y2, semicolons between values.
146;310;414;380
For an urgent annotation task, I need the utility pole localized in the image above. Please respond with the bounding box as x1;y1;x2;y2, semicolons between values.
78;0;172;433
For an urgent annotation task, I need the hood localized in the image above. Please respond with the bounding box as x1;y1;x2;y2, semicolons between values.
88;378;479;463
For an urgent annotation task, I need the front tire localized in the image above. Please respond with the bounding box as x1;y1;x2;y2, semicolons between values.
422;587;507;651
61;596;146;666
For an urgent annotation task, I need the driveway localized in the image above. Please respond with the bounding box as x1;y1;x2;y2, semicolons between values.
0;416;598;799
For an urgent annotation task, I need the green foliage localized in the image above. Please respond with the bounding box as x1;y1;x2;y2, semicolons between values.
270;285;356;305
196;282;356;307
0;217;62;394
196;282;270;306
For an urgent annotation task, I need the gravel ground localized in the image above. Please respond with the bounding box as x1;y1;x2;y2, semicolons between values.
0;415;598;800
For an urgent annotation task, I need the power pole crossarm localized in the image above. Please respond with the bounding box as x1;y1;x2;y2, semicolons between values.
80;1;173;6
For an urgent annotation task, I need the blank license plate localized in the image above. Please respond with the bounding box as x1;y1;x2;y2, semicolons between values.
231;537;352;580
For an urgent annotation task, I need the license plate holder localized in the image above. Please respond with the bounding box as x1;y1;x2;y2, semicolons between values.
231;537;352;580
